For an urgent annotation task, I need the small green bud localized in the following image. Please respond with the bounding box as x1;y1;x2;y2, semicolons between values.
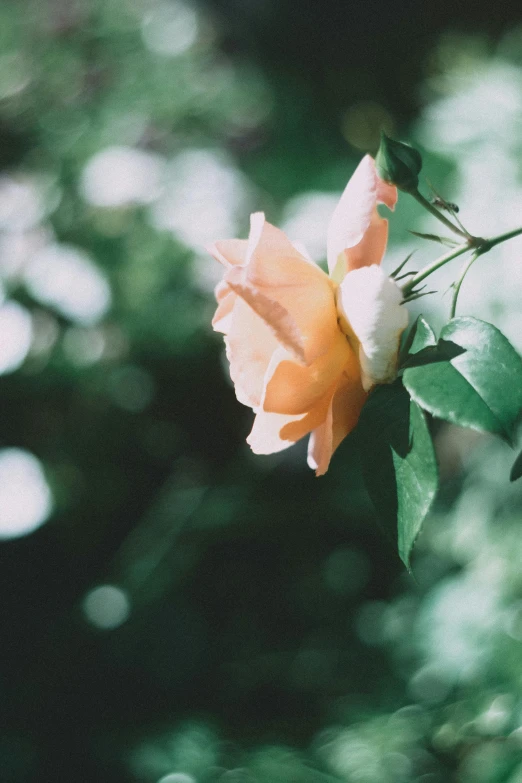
375;131;423;193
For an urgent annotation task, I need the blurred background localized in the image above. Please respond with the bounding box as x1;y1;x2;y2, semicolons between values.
2;0;522;781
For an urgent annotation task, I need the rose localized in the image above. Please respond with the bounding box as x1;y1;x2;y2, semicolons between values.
208;155;408;475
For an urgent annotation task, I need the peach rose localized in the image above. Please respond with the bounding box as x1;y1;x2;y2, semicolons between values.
208;155;407;475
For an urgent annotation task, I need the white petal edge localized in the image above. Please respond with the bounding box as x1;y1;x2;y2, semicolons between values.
337;265;408;391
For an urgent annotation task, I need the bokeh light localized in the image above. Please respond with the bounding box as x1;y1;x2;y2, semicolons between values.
83;585;131;630
0;175;57;233
342;100;394;151
80;146;164;208
24;244;111;324
281;192;340;262
141;1;199;57
149;149;252;251
0;449;52;539
0;300;32;374
108;365;155;412
157;774;196;783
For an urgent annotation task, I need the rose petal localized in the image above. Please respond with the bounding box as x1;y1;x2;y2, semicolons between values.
280;389;334;440
215;279;229;301
338;265;408;391
327;155;397;281
248;381;335;455
291;241;315;265
225;296;279;408
307;353;367;476
247;410;309;454
330;361;368;453
212;282;236;334
207;239;248;267
376;177;398;209
339;208;389;275
238;213;339;364
306;407;333;476
225;265;306;363
262;331;353;415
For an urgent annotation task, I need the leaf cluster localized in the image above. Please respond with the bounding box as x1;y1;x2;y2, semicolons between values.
357;316;522;568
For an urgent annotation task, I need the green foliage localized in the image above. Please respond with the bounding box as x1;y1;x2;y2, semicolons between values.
400;315;437;364
360;312;522;566
510;449;522;482
403;317;522;442
408;229;459;247
356;381;438;569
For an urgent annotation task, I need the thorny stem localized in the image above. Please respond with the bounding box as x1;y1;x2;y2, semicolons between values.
412;190;472;240
401;242;470;296
401;225;522;299
483;225;522;250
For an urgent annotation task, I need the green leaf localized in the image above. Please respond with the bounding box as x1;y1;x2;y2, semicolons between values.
408;230;458;248
403;317;522;442
400;315;436;366
356;381;438;569
510;450;522;482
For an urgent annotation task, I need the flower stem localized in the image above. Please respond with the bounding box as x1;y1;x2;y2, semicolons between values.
412;189;471;240
401;242;470;296
481;225;522;251
450;252;479;319
401;225;522;298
